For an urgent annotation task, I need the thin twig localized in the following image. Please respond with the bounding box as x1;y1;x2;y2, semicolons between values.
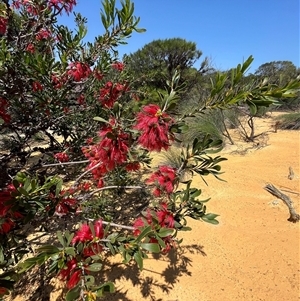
72;162;101;188
42;160;89;167
86;219;134;230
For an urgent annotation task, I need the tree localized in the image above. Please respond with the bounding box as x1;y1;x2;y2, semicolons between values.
125;37;209;93
254;61;298;85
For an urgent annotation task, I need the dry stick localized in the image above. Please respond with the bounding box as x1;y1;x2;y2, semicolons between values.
264;183;300;223
288;166;295;180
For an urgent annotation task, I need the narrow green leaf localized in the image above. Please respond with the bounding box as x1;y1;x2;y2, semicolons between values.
93;116;109;123
158;228;174;238
133;252;143;270
86;263;103;272
141;243;160;253
65;286;80;301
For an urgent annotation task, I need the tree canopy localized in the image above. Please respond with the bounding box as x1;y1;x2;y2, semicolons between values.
125;37;209;92
254;61;298;85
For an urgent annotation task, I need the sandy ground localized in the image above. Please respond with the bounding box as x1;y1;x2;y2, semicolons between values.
7;115;300;301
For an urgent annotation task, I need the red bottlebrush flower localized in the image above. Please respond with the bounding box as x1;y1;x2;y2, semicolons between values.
72;220;104;245
48;0;77;14
83;118;130;180
72;224;93;244
59;258;81;289
133;217;148;236
36;28;51;40
68;62;91;82
156;203;175;228
51;74;66;89
160;235;174;254
0;286;8;296
134;104;174;152
77;94;85;105
125;162;141;172
0;17;8;35
94;69;104;80
79;182;91;191
32;81;43;91
67;269;81;289
97;179;104;188
55;197;77;216
83;243;103;257
111;61;124;72
98;81;127;108
146;165;177;196
0;218;14;234
26;43;35;53
0;97;11;124
59;258;77;279
54;152;69;162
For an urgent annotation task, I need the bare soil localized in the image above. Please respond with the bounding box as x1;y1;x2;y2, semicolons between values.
7;114;300;301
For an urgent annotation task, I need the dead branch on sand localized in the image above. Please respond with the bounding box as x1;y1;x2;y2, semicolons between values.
264;183;300;223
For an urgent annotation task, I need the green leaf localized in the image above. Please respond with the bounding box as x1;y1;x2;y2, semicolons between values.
204;213;219;220
247;100;257;115
135;225;152;243
96;282;115;297
141;243;160;253
93;116;109;123
133;252;143;270
64;247;76;257
36;245;60;254
158;228;174;238
57;231;65;247
86;263;103;272
201;214;219;225
65;286;80;301
180;226;192;231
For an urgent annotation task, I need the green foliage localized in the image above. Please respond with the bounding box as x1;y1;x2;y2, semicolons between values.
254;61;298;85
125;37;208;93
275;112;300;130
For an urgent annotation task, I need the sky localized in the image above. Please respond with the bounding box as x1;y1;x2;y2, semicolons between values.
58;0;299;73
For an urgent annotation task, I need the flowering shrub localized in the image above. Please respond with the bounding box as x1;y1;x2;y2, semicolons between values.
0;0;299;300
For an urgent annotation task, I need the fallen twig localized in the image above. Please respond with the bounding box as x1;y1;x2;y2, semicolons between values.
264;183;300;223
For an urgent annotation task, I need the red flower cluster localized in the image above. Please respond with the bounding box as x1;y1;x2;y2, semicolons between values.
68;62;91;82
82;118;130;185
54;152;69;162
0;286;8;297
48;0;77;14
36;28;52;40
0;17;8;35
55;197;77;216
98;81;128;108
58;258;81;289
26;43;35;53
12;0;41;15
133;204;176;253
58;205;104;287
93;69;104;80
51;73;67;89
146;165;177;197
32;81;43;91
72;220;104;244
134;104;174;152
0;97;11;124
0;185;23;234
77;94;85;105
111;61;125;72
